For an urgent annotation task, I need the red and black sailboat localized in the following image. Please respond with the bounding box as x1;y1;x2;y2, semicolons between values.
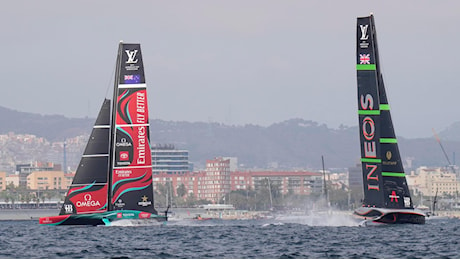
354;14;425;225
39;42;168;226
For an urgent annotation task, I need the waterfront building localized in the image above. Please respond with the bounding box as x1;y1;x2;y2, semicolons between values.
0;172;5;190
223;157;238;171
347;164;363;191
409;167;459;197
152;171;203;199
151;144;192;174
27;171;75;190
16;161;62;188
201;157;231;202
231;170;323;195
5;174;20;189
153;165;323;203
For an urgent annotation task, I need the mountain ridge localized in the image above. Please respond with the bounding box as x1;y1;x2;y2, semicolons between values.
1;105;459;170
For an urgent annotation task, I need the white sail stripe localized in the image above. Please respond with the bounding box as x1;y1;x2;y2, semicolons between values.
69;183;107;186
82;154;109;158
94;125;110;129
113;165;152;169
118;83;147;89
116;123;149;127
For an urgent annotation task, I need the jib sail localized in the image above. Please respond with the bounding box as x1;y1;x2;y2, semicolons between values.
59;99;111;215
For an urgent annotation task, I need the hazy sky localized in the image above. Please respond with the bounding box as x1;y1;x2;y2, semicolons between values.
1;1;459;138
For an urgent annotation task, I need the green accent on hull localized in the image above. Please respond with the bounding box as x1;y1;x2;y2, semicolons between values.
358;110;380;115
356;64;376;70
361;158;381;163
382;172;406;177
40;210;166;226
380;138;397;143
380;104;390;110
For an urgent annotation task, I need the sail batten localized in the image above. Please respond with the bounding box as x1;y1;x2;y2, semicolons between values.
358;110;380;115
381;172;406;177
361;158;381;163
380;138;397;143
356;64;376;70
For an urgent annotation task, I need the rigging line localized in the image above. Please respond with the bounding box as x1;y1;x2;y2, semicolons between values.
104;47;118;99
432;128;452;166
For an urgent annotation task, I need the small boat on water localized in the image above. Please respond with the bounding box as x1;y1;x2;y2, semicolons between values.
194;214;213;221
354;14;425;225
39;42;167;226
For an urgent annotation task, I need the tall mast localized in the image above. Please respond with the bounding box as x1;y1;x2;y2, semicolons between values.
107;41;123;211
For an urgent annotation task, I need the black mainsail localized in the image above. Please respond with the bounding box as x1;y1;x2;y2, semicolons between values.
58;99;111;216
354;14;425;224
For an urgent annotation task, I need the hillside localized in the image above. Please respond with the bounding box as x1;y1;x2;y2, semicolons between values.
0;105;458;170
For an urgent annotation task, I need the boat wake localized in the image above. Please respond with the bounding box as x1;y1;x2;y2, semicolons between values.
273;212;359;227
261;222;284;227
103;219;166;227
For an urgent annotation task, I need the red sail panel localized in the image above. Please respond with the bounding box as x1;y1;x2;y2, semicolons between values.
116;88;149;125
110;43;157;214
111;168;153;204
114;125;151;168
66;184;108;214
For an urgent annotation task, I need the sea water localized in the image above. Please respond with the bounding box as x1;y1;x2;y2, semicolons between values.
0;215;458;258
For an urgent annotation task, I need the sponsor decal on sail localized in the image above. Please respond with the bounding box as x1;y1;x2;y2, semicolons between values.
359;24;370;48
359;54;370;64
360;93;380;191
136;91;146;123
360;24;369;40
404;197;411;207
115;199;125;208
389;191;399;202
383;151;397;166
76;194;101;208
116;138;132;147
138;195;152;207
119;151;129;161
64;204;73;213
137;127;146;165
115;169;132;178
125;49;140;71
124;74;141;84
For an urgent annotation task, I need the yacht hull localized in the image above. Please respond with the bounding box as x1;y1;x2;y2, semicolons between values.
39;210;167;226
354;206;425;225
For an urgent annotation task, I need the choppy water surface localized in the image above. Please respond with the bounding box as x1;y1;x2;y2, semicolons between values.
0;215;459;258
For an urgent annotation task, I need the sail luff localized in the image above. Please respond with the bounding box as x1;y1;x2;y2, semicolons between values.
107;42;124;211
